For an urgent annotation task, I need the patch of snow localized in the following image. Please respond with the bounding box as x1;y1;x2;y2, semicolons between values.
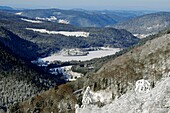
26;28;90;37
81;86;93;108
133;34;153;39
90;88;112;104
31;58;49;67
48;16;57;21
36;16;57;22
58;19;69;24
135;79;151;93
15;12;22;15
35;17;46;21
49;66;82;81
155;24;162;27
76;86;112;111
21;18;43;23
146;26;153;30
40;48;120;62
146;24;164;30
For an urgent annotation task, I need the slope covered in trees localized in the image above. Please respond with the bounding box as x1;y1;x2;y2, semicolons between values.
10;28;170;113
0;34;64;110
0;26;40;60
113;12;170;38
9;9;154;27
0;11;140;58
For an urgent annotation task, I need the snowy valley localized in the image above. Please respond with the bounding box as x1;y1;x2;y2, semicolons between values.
0;5;170;113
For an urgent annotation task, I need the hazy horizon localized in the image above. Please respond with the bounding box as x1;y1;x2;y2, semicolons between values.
0;0;170;11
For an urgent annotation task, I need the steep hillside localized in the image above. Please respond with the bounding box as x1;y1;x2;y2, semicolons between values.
0;11;139;57
0;37;64;110
85;29;170;97
10;84;77;113
113;12;170;38
0;26;39;60
10;29;170;113
76;28;170;111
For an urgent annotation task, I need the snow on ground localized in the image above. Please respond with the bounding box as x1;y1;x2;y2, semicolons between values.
36;16;69;24
40;48;120;62
133;34;153;39
58;19;69;24
49;66;82;81
21;18;43;23
76;77;170;113
146;26;153;30
26;28;90;37
36;16;57;22
15;12;22;15
64;66;82;81
90;88;112;104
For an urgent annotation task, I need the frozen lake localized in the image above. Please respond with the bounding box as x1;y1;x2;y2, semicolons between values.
41;48;121;62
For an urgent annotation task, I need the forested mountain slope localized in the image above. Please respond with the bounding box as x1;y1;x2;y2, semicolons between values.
0;36;63;111
11;9;153;27
0;27;39;60
0;11;140;58
113;12;170;38
10;28;170;113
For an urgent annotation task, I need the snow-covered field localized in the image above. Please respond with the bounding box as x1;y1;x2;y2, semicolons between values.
40;48;120;62
21;18;43;23
36;16;57;22
26;28;90;37
36;16;69;24
58;19;70;24
15;12;22;15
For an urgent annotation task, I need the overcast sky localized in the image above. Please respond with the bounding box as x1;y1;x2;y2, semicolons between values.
0;0;169;11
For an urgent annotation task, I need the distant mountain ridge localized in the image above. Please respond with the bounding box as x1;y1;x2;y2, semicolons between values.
0;11;140;59
10;8;155;27
0;6;13;10
112;12;170;38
